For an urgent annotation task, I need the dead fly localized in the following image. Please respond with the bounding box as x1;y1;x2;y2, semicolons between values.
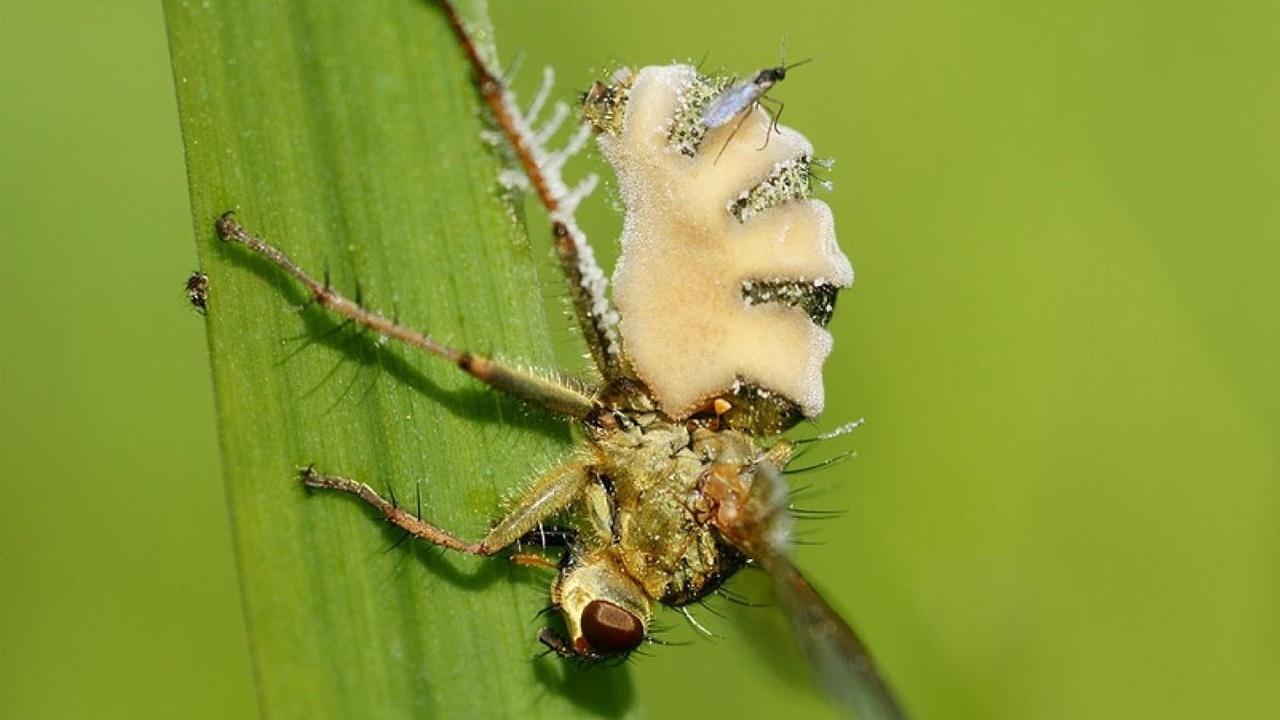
217;2;904;719
185;271;208;314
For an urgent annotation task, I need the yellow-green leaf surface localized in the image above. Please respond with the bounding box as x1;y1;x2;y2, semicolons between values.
165;1;634;717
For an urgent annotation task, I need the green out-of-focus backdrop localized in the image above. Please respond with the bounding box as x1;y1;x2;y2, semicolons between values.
2;1;1276;718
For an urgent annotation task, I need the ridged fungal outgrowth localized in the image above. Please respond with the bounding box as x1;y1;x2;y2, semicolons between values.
586;65;853;429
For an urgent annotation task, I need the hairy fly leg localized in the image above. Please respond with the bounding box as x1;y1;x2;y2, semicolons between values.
300;459;591;557
215;213;597;419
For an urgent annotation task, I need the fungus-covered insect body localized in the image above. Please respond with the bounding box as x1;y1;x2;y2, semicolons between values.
214;2;905;718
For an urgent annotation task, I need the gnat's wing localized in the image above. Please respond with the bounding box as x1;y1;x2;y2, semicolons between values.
707;460;907;720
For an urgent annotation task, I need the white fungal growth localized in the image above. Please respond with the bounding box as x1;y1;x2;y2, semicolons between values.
598;65;852;419
479;59;621;359
524;66;555;127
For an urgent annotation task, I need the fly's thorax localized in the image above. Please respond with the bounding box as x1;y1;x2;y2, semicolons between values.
583;64;852;434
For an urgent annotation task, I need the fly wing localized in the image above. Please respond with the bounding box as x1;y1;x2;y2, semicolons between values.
707;459;907;720
767;553;907;720
702;80;758;128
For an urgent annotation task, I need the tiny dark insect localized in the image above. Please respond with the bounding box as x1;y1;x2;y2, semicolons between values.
217;2;905;719
701;58;812;129
185;271;208;314
701;56;813;163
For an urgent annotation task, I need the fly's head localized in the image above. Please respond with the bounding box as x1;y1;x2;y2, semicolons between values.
541;548;653;659
753;57;812;90
753;65;787;86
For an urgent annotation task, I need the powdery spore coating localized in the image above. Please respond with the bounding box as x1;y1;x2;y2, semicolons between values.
600;65;853;419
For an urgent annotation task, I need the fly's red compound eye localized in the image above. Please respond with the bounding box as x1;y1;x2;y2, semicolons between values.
580;599;644;655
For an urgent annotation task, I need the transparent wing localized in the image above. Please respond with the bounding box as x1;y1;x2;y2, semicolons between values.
767;554;907;720
706;459;907;719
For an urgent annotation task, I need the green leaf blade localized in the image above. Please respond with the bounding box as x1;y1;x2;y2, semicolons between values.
165;1;634;718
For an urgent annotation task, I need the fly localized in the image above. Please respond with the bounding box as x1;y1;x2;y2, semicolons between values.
701;55;812;163
701;58;811;129
216;2;905;719
185;271;208;315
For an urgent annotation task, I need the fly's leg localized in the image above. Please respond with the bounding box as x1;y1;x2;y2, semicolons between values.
433;0;625;381
300;459;591;556
714;95;784;163
550;219;622;380
216;213;597;419
301;468;485;555
713;107;756;164
756;95;785;150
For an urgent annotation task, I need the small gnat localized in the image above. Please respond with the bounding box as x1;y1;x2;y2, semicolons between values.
701;59;811;129
589;64;851;427
185;271;208;314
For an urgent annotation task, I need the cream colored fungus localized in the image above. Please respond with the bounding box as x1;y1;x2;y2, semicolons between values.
600;65;852;419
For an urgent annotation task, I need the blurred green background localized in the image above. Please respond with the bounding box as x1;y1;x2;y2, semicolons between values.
2;0;1276;718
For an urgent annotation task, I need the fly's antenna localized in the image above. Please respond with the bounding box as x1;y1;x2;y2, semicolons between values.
785;57;814;72
776;56;814;82
775;35;815;76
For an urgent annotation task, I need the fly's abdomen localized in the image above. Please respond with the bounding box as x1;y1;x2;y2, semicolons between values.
615;497;746;606
603;429;747;605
